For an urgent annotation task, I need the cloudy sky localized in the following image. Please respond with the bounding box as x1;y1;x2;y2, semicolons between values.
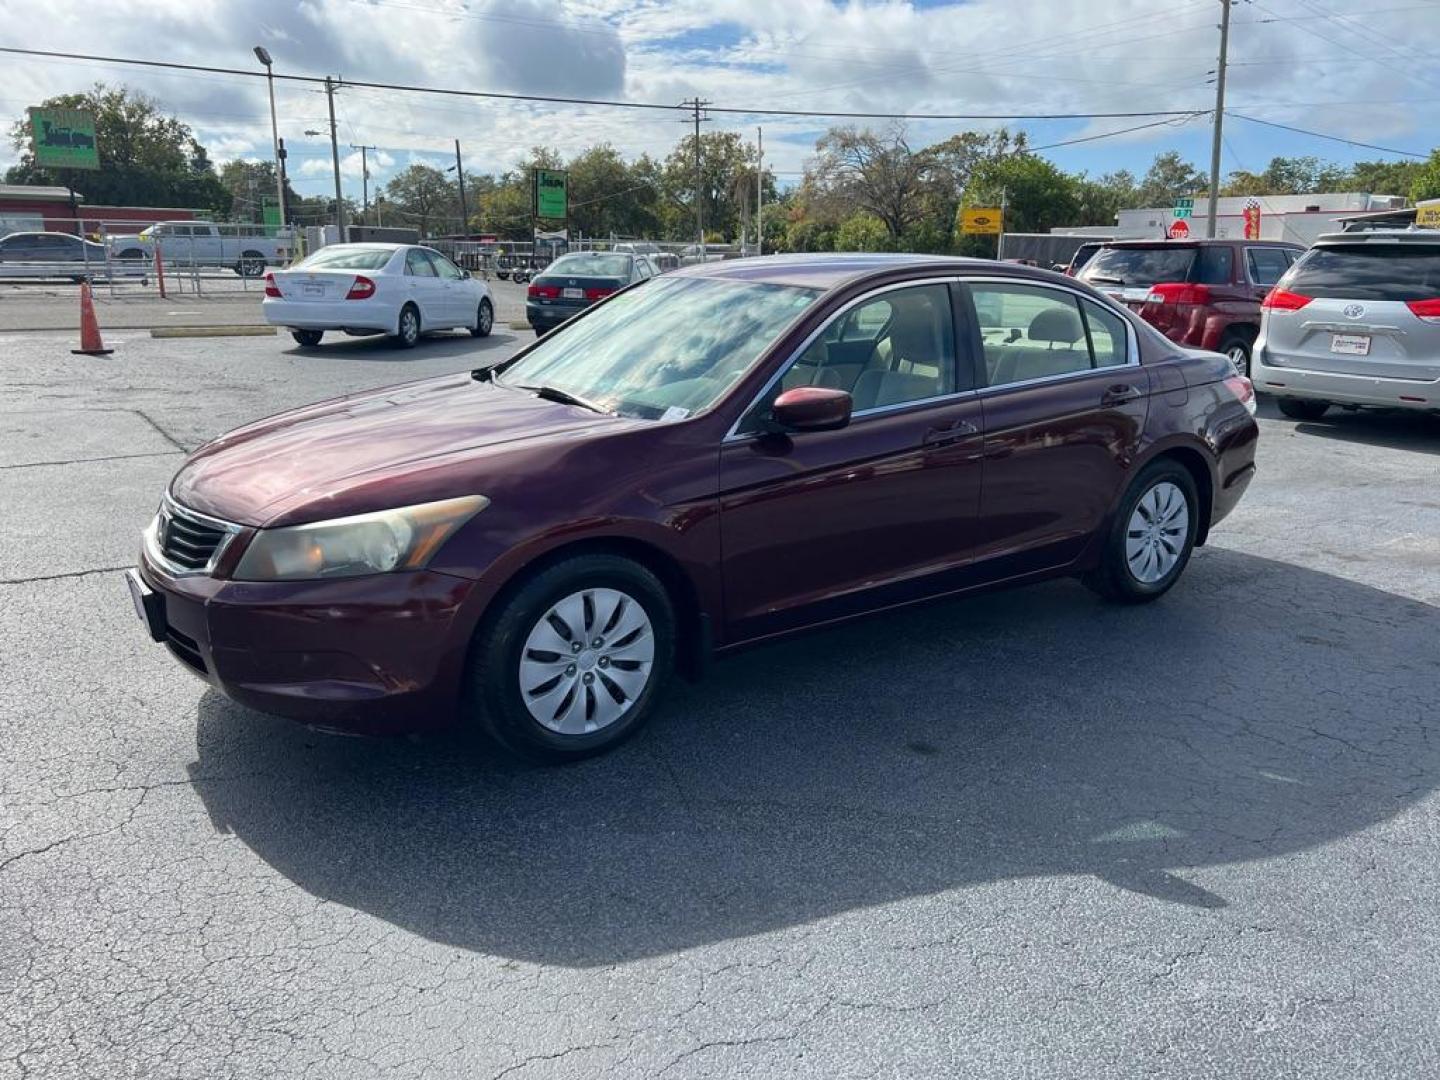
3;0;1437;203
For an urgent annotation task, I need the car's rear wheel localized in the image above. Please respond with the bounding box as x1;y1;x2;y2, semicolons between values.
1277;397;1330;421
467;555;675;762
237;252;266;278
1220;329;1255;378
291;329;323;347
1085;460;1199;604
392;303;420;349
470;297;493;338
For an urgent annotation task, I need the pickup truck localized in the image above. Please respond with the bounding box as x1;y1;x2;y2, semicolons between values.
106;222;293;277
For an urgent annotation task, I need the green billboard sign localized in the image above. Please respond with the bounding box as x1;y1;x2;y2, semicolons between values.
28;107;100;171
533;168;568;219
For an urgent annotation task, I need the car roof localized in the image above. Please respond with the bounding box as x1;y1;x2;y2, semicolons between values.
672;252;1011;290
1315;230;1440;245
1098;238;1299;248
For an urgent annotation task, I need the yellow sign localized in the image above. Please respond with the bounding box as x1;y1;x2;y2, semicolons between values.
962;206;1003;235
1417;201;1440;229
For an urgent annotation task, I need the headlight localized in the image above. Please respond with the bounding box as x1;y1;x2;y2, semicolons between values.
233;495;488;581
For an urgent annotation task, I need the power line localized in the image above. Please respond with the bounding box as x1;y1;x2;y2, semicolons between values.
0;46;1203;121
1225;112;1429;158
1022;113;1209;154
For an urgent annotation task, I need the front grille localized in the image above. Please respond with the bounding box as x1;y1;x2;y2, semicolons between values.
159;505;227;570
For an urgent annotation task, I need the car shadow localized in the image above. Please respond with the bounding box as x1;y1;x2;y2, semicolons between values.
1257;398;1440;455
281;330;521;363
188;549;1440;967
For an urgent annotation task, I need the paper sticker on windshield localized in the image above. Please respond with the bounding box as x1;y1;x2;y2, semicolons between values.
660;406;691;422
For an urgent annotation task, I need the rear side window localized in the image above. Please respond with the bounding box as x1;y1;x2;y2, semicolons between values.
1084;246;1196;286
1284;244;1440;302
1247;247;1292;285
405;248;438;277
1080;299;1129;368
1193;246;1233;285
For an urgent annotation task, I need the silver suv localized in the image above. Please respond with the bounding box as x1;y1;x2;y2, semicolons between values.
1253;230;1440;419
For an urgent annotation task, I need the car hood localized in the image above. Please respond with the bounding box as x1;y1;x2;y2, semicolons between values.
170;374;627;527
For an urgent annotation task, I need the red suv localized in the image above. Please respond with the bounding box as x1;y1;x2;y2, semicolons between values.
1080;239;1304;376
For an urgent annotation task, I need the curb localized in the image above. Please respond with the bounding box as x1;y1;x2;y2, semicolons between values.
149;325;278;339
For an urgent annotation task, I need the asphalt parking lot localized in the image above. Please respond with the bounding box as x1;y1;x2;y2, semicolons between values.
2;328;1439;1079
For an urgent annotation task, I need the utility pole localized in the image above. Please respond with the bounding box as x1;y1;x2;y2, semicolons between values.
1206;0;1231;239
350;144;376;226
756;126;763;256
681;99;711;252
324;75;345;234
454;139;469;235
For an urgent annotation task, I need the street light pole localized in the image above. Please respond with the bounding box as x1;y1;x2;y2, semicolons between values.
252;46;287;231
756;126;763;256
350;144;376;225
325;76;344;234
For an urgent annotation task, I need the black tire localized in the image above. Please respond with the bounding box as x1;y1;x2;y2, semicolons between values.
291;329;324;347
392;303;421;349
470;297;494;338
1085;459;1200;604
1219;328;1255;378
236;252;266;278
467;554;676;762
1277;397;1330;421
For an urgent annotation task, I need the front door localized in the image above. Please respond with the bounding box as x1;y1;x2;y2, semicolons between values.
963;279;1149;573
404;247;445;325
718;281;985;642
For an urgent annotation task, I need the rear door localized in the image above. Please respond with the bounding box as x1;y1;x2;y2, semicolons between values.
403;247;445;324
965;279;1149;572
1264;238;1440;383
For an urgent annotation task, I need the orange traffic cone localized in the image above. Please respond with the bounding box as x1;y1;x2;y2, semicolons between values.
72;282;113;356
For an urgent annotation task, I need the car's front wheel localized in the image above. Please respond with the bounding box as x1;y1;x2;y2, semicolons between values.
291;329;323;347
1277;397;1330;421
1085;460;1199;603
470;297;493;338
468;555;675;761
392;303;420;349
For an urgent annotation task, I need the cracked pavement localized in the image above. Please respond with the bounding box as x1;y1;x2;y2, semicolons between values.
1;328;1438;1078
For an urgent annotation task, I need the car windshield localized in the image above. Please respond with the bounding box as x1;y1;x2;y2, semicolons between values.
1284;243;1440;302
497;276;821;419
544;254;631;278
1084;246;1197;286
295;247;396;271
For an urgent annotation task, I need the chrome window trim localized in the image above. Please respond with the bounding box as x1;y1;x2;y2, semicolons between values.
724;276;970;442
142;493;244;578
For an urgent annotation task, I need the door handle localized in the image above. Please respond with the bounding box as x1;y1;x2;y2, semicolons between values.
1102;384;1143;406
923;418;980;446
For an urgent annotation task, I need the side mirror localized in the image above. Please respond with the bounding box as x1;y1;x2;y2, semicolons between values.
462;269;472;279
769;386;852;433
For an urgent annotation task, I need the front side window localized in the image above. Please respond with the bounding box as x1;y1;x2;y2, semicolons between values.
971;283;1127;384
429;251;465;280
498;276;820;420
770;284;957;414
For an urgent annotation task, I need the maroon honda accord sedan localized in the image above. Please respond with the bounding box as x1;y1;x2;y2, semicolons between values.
127;254;1258;760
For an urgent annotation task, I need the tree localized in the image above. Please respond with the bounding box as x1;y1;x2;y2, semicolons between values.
807;124;935;241
660;131;756;242
1411;150;1440;203
566;143;661;239
1220;155;1350;196
6;83;230;214
382;163;458;236
218;160;301;224
834;212;891;252
926;128;1028;194
959;153;1080;252
1136;151;1205;207
1346;158;1422;197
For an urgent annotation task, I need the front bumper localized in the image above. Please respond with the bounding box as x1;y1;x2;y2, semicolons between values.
134;550;496;734
262;296;398;333
1252;348;1440;410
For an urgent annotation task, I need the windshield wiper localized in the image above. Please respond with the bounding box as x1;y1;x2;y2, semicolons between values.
516;384;611;415
1086;274;1125;285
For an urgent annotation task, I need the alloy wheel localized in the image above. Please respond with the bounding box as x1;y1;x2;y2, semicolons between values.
1226;343;1250;377
518;588;655;735
400;308;419;345
1125;481;1189;584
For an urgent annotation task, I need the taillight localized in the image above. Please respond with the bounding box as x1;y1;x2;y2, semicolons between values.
1145;282;1211;306
1223;374;1257;416
1405;297;1440;321
584;287;616;301
528;283;560;299
345;276;376;300
1262;288;1311;311
263;272;281;298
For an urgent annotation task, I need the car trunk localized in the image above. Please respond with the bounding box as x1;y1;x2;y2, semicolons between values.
268;269;365;302
1263;241;1440;382
529;274;625;314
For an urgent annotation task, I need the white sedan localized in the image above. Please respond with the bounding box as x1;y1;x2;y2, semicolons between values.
262;243;494;349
